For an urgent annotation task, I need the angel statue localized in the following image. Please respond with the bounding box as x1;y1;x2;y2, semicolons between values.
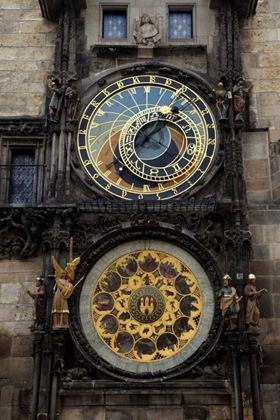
51;255;81;328
47;79;62;122
133;14;162;47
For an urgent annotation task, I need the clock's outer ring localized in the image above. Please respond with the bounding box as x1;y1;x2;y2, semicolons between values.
69;225;222;382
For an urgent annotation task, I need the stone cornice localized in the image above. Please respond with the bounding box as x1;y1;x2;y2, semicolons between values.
209;0;258;17
38;0;87;21
39;0;257;21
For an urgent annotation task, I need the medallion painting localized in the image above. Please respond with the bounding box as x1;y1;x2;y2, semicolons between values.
92;250;203;362
78;240;215;379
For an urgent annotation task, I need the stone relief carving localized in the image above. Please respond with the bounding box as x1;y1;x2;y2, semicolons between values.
233;77;252;121
65;79;80;121
0;204;227;260
213;81;230;120
0;121;44;134
244;273;267;330
218;274;241;331
0;209;46;259
47;79;63;123
133;14;162;46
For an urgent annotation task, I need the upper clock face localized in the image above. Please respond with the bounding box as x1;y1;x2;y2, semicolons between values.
77;75;218;200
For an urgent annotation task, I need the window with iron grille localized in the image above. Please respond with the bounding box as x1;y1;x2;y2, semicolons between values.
102;9;127;39
9;150;35;203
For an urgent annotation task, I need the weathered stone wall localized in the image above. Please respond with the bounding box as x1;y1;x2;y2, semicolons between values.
0;0;280;418
0;258;42;418
85;0;218;49
58;387;232;420
241;0;280;202
248;208;280;419
86;0;219;79
0;0;56;117
240;2;280;416
243;131;272;203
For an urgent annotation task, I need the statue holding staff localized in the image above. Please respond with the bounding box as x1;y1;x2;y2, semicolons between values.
27;277;47;328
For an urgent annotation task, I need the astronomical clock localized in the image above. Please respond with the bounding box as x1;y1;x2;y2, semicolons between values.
72;65;222;381
77;72;219;200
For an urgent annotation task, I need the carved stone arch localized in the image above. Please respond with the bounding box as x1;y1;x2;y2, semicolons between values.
78;61;217;115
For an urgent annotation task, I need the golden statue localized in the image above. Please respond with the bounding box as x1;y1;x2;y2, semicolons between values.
51;239;81;328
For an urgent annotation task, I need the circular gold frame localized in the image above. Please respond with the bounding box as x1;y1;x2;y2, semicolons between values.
79;239;215;376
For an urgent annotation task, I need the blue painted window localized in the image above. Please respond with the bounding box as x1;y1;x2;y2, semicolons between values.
103;11;127;38
169;12;192;39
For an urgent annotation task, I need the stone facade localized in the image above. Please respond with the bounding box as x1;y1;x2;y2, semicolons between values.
0;0;280;419
241;0;280;202
239;1;280;417
0;0;56;117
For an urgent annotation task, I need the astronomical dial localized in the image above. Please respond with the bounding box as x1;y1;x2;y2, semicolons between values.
77;75;218;200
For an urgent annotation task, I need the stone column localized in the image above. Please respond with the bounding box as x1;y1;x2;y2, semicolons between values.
225;332;244;420
247;330;262;420
30;329;45;420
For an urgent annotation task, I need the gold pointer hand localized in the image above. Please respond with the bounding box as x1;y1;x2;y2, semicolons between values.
168;88;184;109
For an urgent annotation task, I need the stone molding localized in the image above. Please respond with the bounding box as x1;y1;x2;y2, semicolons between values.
38;0;87;21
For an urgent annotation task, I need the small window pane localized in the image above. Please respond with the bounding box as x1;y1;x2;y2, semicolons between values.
169;12;192;39
9;150;35;203
103;11;127;38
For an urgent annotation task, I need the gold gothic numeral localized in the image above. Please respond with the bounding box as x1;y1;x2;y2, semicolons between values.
90;100;99;107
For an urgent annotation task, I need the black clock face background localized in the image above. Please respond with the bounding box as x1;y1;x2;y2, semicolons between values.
77;75;218;200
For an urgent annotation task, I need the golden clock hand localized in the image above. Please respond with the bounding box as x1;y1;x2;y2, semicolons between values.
171;96;198;114
168;88;184;109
